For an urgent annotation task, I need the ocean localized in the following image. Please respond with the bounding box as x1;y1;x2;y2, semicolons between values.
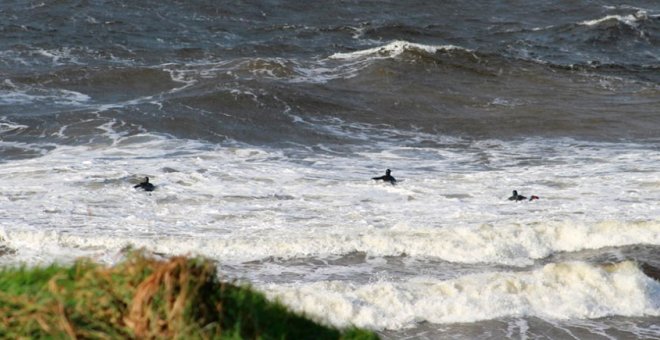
1;1;660;338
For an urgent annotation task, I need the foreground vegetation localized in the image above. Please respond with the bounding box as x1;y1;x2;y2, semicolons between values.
0;251;377;339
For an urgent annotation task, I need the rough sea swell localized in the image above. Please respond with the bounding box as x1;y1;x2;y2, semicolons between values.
1;1;660;338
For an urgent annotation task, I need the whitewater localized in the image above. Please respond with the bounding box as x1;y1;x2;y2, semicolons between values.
1;126;659;332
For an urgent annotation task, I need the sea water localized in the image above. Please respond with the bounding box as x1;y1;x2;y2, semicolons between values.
1;1;659;338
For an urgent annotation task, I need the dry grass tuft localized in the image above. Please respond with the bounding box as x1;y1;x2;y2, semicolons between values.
0;250;377;340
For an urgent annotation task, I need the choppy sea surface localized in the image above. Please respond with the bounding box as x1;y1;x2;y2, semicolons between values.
1;1;660;338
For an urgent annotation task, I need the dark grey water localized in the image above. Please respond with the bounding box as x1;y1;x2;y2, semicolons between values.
2;0;659;152
1;1;660;338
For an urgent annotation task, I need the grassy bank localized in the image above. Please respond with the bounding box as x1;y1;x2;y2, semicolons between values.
0;251;377;339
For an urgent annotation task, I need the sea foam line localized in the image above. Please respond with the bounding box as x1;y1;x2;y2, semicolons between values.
579;11;648;27
262;261;660;330
328;40;470;61
1;220;659;266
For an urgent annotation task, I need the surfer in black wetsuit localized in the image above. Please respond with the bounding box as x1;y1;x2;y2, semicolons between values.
134;177;155;192
372;169;396;185
509;190;540;201
508;190;526;201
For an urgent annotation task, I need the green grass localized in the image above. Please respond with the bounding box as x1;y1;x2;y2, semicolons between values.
0;251;378;339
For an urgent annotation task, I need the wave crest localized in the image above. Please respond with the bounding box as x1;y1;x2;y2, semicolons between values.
264;261;660;329
329;40;471;61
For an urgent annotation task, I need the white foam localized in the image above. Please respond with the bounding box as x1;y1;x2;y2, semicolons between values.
0;134;658;267
579;11;647;27
0;83;91;107
329;40;469;60
0;117;28;134
1;219;658;267
263;261;660;329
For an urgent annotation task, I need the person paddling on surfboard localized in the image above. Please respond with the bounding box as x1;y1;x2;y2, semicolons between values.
372;169;396;185
134;176;155;192
508;190;526;201
509;190;540;201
